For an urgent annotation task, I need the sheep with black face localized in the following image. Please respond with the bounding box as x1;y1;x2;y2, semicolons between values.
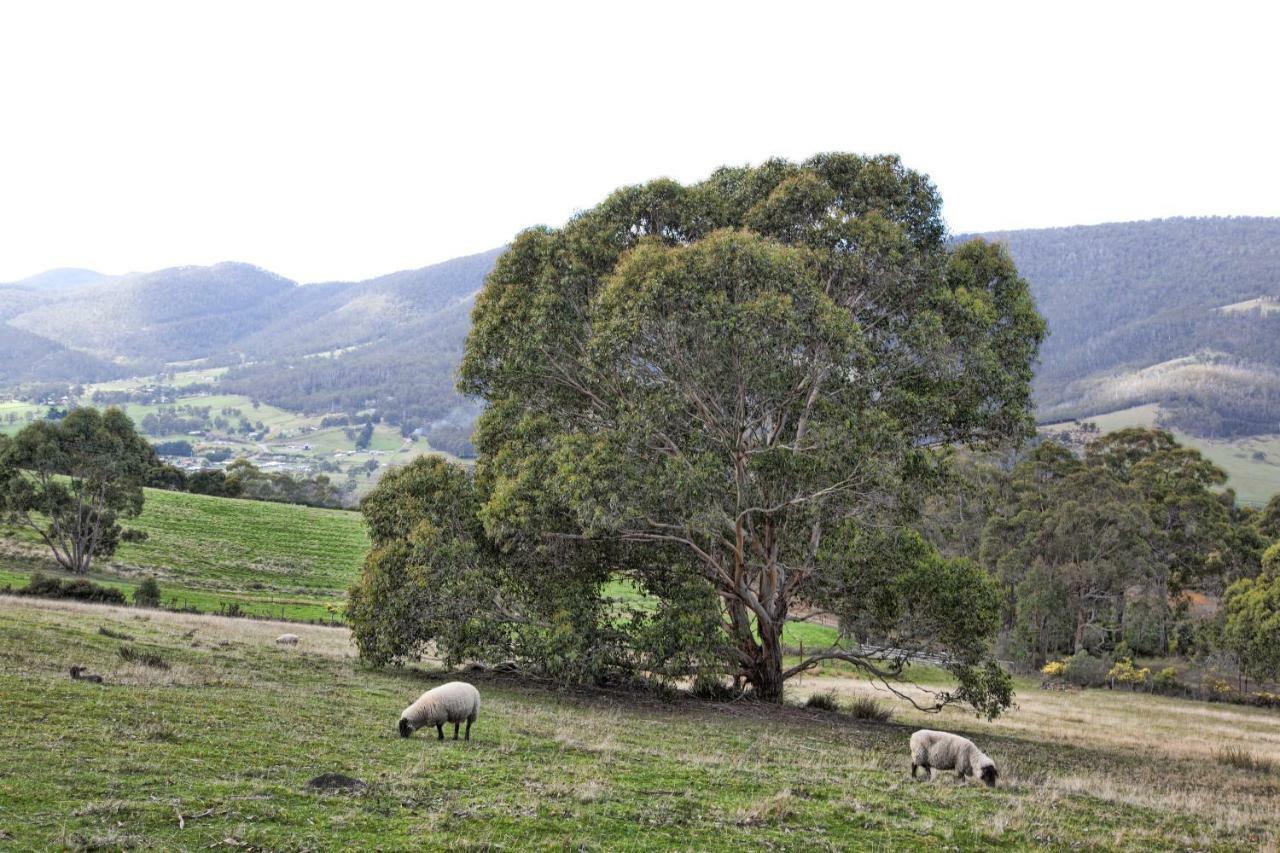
398;682;480;741
909;729;998;787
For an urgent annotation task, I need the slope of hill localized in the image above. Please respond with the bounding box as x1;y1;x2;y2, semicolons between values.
4;595;1278;848
980;217;1280;435
0;486;368;621
2;267;110;291
0;249;503;440
6;218;1280;451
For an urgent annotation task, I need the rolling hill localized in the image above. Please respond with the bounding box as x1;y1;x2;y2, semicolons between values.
980;217;1280;435
4;217;1280;456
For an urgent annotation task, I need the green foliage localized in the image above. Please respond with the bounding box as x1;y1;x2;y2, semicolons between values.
133;576;161;607
1107;659;1151;689
0;407;156;573
348;456;718;686
458;154;1043;708
1222;561;1280;684
1062;651;1110;688
1258;495;1280;542
14;571;128;604
982;442;1156;657
1153;666;1181;692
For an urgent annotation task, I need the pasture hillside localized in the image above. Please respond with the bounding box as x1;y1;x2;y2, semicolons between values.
1;487;368;621
0;596;1274;850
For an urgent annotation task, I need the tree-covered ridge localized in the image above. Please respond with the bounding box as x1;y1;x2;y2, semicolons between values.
980;217;1280;435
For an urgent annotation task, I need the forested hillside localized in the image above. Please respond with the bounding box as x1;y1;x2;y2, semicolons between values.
1;249;502;440
4;219;1280;443
982;217;1280;435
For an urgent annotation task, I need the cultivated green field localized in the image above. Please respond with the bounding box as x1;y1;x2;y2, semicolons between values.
1046;403;1280;507
1;596;1274;850
1;487;368;621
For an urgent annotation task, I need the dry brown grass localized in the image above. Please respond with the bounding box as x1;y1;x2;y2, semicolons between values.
793;670;1280;840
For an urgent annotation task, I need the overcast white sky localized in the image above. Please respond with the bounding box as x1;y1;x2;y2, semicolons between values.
0;1;1276;283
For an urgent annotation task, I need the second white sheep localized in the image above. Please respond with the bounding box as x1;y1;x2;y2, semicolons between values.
398;681;480;741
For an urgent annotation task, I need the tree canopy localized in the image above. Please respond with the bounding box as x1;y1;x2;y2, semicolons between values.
0;407;157;573
415;153;1040;711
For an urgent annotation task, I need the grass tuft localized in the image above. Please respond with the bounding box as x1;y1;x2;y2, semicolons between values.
98;626;135;641
117;645;169;670
1215;746;1274;774
805;691;841;712
846;696;893;722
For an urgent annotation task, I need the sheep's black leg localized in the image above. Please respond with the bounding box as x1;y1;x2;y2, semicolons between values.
453;722;460;740
911;763;918;779
464;719;472;741
436;723;444;740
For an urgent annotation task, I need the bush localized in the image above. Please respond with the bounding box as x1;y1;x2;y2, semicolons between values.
1204;677;1234;702
120;528;149;543
1107;658;1151;690
805;691;840;712
691;678;741;702
133;577;161;608
1153;666;1182;693
1063;650;1109;688
846;696;893;722
16;573;127;605
1040;660;1067;677
117;646;169;670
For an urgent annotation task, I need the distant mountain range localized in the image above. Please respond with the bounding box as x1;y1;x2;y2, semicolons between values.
4;217;1280;441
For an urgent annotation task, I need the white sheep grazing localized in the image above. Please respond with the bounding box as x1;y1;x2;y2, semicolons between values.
910;729;998;787
398;681;481;741
275;634;300;645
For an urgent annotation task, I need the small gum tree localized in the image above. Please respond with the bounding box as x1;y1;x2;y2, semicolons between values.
0;407;156;574
457;154;1044;708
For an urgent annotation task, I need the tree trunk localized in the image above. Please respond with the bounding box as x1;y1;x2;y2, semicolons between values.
746;619;785;702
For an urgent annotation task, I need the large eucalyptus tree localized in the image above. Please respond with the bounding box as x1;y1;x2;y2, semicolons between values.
457;154;1044;707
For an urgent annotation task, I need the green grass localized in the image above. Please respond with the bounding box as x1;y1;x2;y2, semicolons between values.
3;596;1273;850
2;487;367;622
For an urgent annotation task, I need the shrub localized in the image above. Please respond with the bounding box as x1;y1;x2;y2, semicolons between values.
119;528;149;543
16;573;127;605
1215;746;1274;774
1107;658;1151;690
1063;650;1109;688
846;696;893;722
117;646;169;670
691;678;741;702
1204;677;1234;702
1250;690;1280;709
805;691;840;712
133;577;161;608
1040;660;1067;677
1152;666;1181;693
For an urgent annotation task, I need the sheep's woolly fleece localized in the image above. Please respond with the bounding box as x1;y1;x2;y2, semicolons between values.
909;729;998;786
399;682;480;737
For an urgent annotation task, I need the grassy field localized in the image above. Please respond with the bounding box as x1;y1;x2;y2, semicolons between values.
1;596;1275;850
1;487;368;622
1046;403;1280;507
